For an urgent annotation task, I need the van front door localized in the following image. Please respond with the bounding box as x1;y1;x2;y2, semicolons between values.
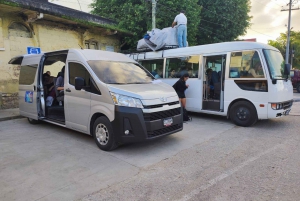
202;54;226;112
65;62;92;132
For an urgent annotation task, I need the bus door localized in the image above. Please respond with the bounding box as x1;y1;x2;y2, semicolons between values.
202;54;226;112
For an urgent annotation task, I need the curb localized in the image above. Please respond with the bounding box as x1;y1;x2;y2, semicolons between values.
0;115;24;122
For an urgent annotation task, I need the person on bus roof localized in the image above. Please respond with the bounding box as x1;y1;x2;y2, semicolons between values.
172;10;187;48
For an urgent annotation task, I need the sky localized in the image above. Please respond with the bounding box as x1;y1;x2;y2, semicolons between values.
51;0;300;44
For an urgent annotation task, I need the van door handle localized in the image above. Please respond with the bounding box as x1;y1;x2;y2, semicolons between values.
33;85;36;91
66;88;71;92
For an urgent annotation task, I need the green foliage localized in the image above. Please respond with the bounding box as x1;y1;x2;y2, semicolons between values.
268;31;300;69
197;0;252;44
91;0;251;49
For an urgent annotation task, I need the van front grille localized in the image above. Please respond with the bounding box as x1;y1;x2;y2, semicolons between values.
143;107;181;121
143;101;180;109
147;124;182;138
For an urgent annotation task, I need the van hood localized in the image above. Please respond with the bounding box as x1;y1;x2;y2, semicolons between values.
106;81;178;100
269;80;293;102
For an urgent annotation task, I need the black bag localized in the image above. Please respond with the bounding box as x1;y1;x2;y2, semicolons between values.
183;108;191;122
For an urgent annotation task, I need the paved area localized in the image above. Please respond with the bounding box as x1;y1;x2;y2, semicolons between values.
0;93;299;201
0;108;21;121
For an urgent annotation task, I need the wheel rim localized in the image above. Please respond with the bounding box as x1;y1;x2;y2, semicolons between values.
95;123;109;145
236;107;250;121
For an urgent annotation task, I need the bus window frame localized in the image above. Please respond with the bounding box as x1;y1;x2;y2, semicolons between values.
164;55;201;79
227;49;267;80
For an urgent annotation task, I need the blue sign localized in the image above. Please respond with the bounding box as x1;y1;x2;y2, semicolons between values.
27;47;41;54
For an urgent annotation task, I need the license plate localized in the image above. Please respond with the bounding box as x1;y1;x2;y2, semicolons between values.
163;117;173;127
283;109;291;116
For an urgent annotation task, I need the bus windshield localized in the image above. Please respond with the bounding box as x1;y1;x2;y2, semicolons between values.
263;49;285;79
88;61;154;84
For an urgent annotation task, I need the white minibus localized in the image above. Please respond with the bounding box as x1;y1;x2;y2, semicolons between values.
9;49;183;151
127;42;293;127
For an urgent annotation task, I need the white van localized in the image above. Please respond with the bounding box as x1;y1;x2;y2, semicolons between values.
9;49;183;151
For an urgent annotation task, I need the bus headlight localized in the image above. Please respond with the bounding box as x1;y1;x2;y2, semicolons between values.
110;92;143;108
271;103;283;110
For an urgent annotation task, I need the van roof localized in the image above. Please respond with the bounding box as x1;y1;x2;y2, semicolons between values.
74;49;137;63
9;49;137;65
128;41;279;60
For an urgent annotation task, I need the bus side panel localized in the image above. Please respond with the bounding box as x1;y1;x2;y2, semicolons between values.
162;78;203;112
224;80;268;119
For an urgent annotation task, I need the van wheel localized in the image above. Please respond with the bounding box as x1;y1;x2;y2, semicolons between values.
297;83;300;93
93;116;118;151
229;101;257;127
27;118;40;124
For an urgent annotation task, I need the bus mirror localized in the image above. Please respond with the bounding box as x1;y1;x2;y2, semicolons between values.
284;64;291;76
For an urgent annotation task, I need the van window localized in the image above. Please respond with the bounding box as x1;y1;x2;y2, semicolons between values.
229;51;264;78
19;65;38;85
69;62;100;94
88;61;154;84
139;59;164;79
165;56;199;78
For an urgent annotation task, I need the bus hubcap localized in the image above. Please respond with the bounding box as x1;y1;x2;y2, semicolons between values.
95;123;109;145
236;107;250;121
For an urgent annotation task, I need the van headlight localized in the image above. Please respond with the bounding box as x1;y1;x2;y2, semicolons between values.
110;92;143;108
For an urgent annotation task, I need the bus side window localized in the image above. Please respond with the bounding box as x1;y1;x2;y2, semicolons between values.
165;56;199;78
229;50;264;79
140;59;164;79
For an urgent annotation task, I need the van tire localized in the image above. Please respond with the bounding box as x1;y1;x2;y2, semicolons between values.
229;101;257;127
27;118;40;124
93;116;118;151
297;83;300;93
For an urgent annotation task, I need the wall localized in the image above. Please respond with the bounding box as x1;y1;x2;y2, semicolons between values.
0;13;120;109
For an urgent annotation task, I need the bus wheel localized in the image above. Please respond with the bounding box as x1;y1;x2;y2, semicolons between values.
230;101;257;127
297;83;300;93
93;116;118;151
27;118;40;124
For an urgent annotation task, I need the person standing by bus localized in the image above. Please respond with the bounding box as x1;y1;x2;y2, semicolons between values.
173;74;190;121
172;10;187;48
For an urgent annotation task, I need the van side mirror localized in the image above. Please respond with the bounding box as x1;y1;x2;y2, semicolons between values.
284;63;291;76
75;77;85;90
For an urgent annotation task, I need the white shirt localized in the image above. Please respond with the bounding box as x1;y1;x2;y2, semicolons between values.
174;13;187;25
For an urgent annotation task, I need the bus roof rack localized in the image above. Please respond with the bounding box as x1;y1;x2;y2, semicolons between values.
121;45;178;54
123;45;179;60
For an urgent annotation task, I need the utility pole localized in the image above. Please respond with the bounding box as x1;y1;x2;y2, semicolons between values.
281;0;299;64
152;0;157;29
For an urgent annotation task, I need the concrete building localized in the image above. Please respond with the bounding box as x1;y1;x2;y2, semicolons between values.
0;0;129;109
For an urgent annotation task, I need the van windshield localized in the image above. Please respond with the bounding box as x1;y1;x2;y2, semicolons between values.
88;61;154;84
263;49;285;79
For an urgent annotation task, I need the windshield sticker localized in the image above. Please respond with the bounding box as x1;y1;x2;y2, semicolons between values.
25;91;33;103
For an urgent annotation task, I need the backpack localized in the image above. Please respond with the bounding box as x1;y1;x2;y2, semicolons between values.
183;107;191;122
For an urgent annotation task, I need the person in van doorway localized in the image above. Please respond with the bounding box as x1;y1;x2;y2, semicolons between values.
56;66;65;91
172;10;187;48
248;62;264;78
46;71;51;76
56;66;65;106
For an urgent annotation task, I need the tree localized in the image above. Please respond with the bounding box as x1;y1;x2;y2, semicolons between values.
90;0;251;50
197;0;252;44
268;31;300;69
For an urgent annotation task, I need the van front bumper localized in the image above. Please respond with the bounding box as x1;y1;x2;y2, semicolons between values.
111;106;183;144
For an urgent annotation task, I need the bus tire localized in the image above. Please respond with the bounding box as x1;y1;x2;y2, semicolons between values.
27;118;40;124
297;83;300;93
92;116;118;151
229;101;258;127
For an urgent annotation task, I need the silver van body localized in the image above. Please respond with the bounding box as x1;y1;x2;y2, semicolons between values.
9;49;183;151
